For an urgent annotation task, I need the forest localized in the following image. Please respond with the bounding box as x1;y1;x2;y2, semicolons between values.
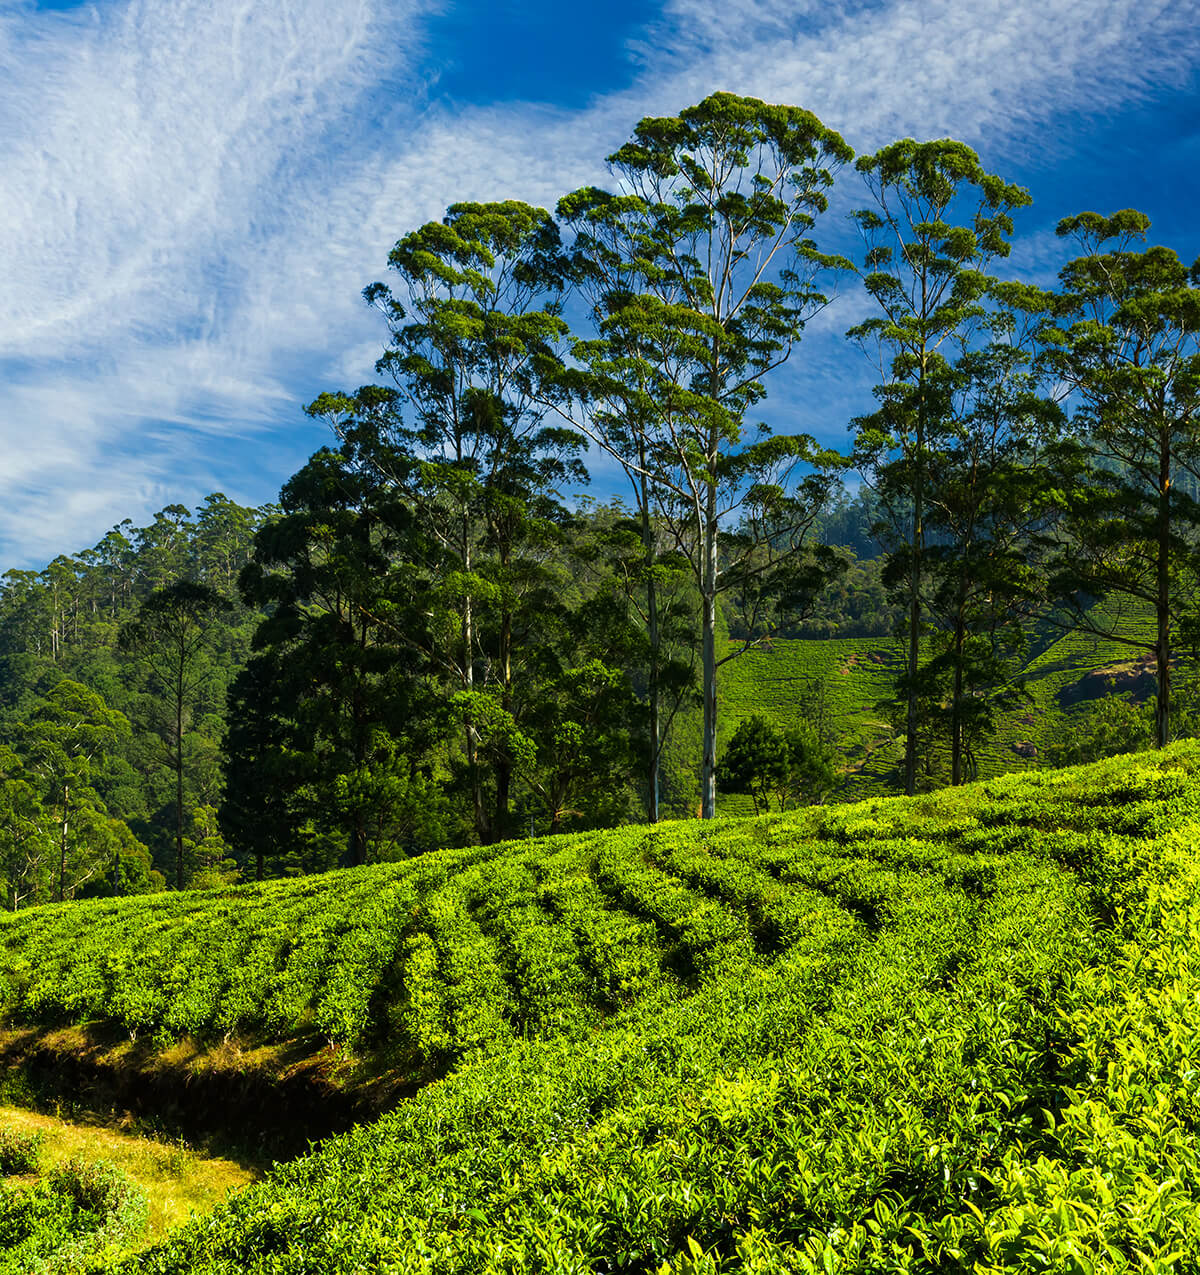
0;92;1197;907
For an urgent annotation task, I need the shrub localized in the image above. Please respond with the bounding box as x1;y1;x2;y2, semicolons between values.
0;1157;146;1273
0;1127;42;1176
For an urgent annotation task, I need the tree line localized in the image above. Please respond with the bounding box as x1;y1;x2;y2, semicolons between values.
0;498;271;902
0;480;874;901
0;90;1197;901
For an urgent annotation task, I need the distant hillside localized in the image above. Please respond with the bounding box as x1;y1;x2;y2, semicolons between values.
718;635;905;810
717;601;1173;808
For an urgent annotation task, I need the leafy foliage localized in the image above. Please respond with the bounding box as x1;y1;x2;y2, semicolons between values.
1037;209;1200;747
717;713;835;813
43;742;1195;1272
0;1127;42;1176
0;496;270;894
849;138;1036;794
0;1154;146;1273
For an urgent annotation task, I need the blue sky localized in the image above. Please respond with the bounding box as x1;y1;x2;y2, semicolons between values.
1;0;1198;566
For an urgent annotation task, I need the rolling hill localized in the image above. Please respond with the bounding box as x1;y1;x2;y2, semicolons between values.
2;744;1200;1269
717;603;1170;809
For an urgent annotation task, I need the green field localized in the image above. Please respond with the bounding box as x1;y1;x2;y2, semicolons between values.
2;745;1200;1269
718;607;1165;808
719;635;905;808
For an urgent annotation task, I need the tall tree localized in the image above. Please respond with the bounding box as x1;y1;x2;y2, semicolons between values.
232;445;451;868
311;200;584;842
563;506;697;821
849;138;1031;794
18;680;130;902
558;92;852;818
221;651;304;881
133;505;193;593
120;581;230;888
0;745;50;909
918;316;1063;784
1039;210;1200;748
195;493;264;592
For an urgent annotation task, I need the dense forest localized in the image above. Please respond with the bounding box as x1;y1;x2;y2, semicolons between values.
0;93;1197;907
0;498;272;902
0;487;887;900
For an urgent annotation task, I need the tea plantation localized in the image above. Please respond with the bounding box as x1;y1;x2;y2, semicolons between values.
3;745;1200;1270
718;606;1164;805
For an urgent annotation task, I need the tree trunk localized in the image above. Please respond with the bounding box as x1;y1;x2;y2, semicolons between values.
640;466;661;824
462;533;487;843
951;612;965;786
58;782;69;903
349;609;371;868
494;605;513;840
1156;430;1172;749
176;660;185;889
904;359;927;797
700;481;719;820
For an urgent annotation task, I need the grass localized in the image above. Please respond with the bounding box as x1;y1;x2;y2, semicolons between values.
718;601;1167;805
0;1106;256;1246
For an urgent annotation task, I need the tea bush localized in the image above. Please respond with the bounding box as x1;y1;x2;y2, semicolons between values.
0;1157;145;1273
10;742;1200;1270
80;742;1199;1272
0;1127;42;1176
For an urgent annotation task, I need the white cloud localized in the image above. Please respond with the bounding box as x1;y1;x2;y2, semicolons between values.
0;0;436;561
0;0;410;354
648;0;1199;151
0;0;1197;566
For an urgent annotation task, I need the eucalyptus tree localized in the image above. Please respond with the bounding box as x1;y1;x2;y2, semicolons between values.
1038;210;1200;749
558;92;852;818
919;325;1063;783
82;521;136;620
195;493;266;592
133;505;194;593
543;195;696;820
18;680;130;902
561;506;697;822
120;581;230;888
848;139;1031;794
42;556;81;661
311;200;586;841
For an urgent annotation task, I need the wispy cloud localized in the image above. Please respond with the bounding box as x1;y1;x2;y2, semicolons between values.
655;0;1199;151
0;0;1196;566
0;0;412;354
0;0;436;560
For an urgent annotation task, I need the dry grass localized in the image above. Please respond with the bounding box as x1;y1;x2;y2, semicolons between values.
0;1104;259;1245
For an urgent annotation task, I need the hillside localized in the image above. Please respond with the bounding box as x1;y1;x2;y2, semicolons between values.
718;604;1170;806
1;746;1200;1268
718;635;904;805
